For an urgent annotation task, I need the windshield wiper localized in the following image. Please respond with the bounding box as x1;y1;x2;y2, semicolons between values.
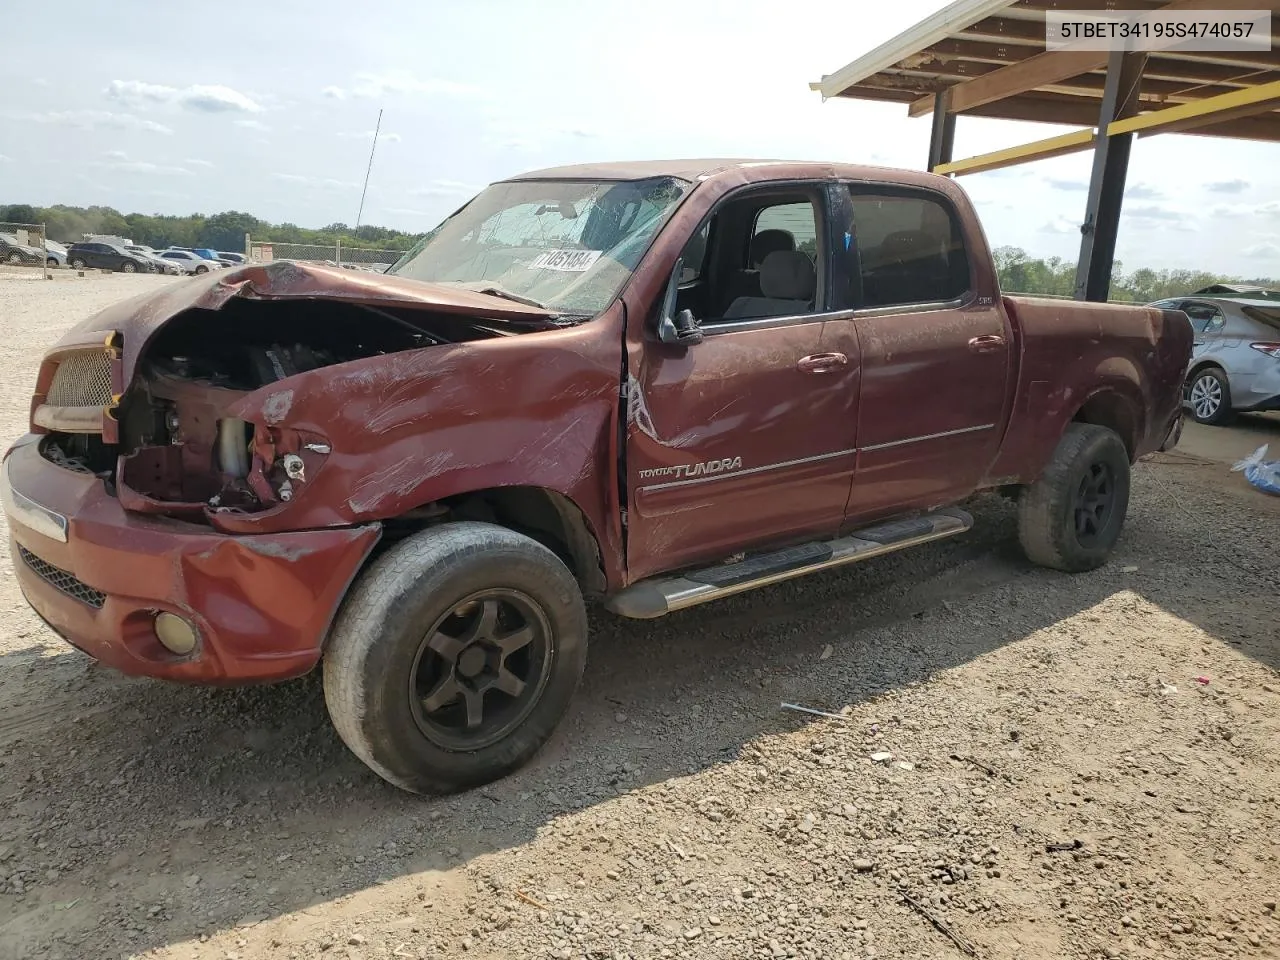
473;286;547;309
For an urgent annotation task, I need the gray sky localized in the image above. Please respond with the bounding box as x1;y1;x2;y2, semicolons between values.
1;0;1277;275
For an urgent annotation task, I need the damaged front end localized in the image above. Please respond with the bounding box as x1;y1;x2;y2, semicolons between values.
32;263;561;532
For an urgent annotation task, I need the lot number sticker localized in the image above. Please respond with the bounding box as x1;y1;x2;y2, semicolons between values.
531;249;601;272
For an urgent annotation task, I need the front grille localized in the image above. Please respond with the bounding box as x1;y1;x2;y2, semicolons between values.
46;349;113;407
18;546;106;608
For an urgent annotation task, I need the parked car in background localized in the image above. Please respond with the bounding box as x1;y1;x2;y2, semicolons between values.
44;240;68;268
159;249;217;274
216;251;248;265
1152;295;1280;424
125;245;183;276
65;242;155;273
0;232;45;266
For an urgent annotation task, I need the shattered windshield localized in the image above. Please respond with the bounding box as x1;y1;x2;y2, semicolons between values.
388;177;688;317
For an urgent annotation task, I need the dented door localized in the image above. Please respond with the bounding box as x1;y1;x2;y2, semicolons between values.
623;320;859;580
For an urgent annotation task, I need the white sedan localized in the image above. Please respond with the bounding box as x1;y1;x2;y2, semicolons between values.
159;250;221;275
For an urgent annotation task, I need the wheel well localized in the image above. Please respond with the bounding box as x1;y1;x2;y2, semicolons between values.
1072;392;1139;460
382;487;607;595
1187;360;1225;382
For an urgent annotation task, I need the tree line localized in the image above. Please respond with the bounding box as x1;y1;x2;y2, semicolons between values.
0;203;427;254
993;246;1277;302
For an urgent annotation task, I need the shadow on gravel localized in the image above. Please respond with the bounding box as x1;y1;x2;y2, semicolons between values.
0;486;1276;958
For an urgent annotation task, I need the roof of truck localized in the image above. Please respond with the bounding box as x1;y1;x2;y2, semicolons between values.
501;158;951;188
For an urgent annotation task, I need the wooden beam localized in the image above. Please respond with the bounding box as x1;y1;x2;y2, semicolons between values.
933;127;1097;176
1107;78;1280;136
908;0;1265;118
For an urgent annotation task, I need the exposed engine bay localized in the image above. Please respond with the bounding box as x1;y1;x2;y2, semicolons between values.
41;297;519;523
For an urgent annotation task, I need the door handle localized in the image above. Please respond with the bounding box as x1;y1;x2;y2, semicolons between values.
968;334;1005;353
797;352;848;374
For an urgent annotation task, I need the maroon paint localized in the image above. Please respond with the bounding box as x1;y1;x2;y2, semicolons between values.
7;161;1192;686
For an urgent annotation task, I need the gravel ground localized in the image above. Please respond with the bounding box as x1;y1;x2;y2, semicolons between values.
0;273;1278;960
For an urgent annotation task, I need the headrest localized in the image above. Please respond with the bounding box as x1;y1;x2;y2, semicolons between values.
750;229;795;267
759;250;816;300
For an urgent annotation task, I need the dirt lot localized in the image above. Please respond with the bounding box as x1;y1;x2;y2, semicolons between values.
0;273;1278;960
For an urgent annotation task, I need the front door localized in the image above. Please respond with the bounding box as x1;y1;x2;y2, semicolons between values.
827;184;1013;522
623;186;860;580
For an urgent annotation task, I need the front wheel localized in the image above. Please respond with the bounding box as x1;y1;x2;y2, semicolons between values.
121;260;136;273
70;258;86;270
323;522;588;794
1186;368;1233;425
1018;423;1131;573
46;258;58;268
6;252;21;264
194;265;208;274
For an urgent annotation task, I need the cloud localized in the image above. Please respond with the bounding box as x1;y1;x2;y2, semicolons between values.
0;154;10;162
1242;242;1280;259
1126;204;1187;222
234;119;270;132
411;179;483;198
184;158;214;168
1206;178;1250;194
1211;203;1252;218
1260;200;1280;217
6;109;172;134
271;173;358;190
1039;217;1079;234
92;152;193;176
1126;183;1163;200
337;130;402;142
325;72;480;100
106;80;264;114
1045;177;1088;191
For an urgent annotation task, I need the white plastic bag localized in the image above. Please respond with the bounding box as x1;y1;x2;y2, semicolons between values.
1232;444;1280;496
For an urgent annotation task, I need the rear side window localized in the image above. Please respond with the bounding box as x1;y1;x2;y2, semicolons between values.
847;189;971;308
1182;302;1224;333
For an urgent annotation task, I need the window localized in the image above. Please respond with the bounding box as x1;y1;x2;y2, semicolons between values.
847;190;970;308
752;202;818;263
1182;302;1225;333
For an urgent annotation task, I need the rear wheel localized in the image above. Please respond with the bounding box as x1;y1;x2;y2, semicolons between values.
1186;367;1234;425
6;252;21;264
194;265;208;274
46;258;57;268
1018;423;1131;573
323;522;588;794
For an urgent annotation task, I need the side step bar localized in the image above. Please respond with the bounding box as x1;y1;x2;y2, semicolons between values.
604;508;974;619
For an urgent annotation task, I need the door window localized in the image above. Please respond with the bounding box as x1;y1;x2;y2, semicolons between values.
1182;302;1225;333
846;189;971;308
675;192;826;325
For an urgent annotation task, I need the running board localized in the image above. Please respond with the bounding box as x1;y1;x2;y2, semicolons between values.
605;508;974;619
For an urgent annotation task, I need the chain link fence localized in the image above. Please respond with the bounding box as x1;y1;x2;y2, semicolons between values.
247;237;403;273
0;222;52;278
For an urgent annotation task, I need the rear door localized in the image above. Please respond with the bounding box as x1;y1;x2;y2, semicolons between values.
624;183;860;579
825;183;1013;522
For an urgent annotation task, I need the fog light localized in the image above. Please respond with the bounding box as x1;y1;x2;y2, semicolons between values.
154;612;198;656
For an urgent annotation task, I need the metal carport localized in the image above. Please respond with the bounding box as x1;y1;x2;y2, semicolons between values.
811;0;1280;299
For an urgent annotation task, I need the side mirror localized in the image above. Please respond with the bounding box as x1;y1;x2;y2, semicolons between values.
656;257;704;345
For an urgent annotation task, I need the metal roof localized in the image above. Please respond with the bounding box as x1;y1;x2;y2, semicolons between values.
813;0;1280;142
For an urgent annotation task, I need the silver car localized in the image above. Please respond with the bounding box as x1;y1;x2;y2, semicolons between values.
1152;295;1280;425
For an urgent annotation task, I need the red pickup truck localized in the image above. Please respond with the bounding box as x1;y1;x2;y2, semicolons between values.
3;160;1190;794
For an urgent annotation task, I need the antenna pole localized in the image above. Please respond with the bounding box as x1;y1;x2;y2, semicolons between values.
355;108;382;229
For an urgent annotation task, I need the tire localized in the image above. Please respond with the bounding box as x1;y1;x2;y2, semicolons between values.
121;260;136;273
195;265;208;274
71;259;86;270
6;252;20;264
1018;423;1131;573
323;521;588;794
46;258;57;268
1186;367;1234;426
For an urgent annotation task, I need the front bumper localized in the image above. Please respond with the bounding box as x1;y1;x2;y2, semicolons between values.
2;435;380;684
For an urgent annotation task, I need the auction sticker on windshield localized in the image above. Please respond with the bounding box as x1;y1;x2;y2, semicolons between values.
531;249;602;271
